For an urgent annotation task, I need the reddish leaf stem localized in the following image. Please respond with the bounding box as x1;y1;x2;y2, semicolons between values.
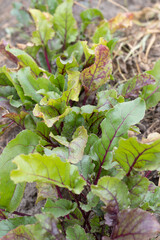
56;186;70;220
44;46;51;73
0;208;31;217
145;86;159;101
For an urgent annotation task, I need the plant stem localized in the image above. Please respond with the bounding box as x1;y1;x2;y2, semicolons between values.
71;193;91;232
83;92;89;105
44;46;51;73
56;186;70;220
0;208;31;217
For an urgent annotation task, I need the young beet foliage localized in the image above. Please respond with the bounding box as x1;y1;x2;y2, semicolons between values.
0;0;160;239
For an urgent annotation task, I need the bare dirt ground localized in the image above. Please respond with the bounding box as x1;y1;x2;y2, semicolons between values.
0;0;160;228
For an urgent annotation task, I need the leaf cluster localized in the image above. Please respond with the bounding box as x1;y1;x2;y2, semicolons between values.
0;0;160;239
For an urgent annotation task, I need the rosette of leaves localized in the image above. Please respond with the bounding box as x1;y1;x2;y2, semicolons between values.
0;1;160;239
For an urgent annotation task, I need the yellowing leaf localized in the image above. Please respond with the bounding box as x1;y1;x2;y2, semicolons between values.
80;44;112;93
11;153;86;194
108;12;133;33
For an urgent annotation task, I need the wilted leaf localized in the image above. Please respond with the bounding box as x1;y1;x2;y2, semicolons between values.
68;126;88;163
91;176;130;210
43;198;77;217
120;73;155;99
111;208;160;240
36;182;58;203
6;45;44;76
0;44;18;65
0;130;39;212
80;44;112;93
108;12;134;33
114;137;160;175
51;126;88;164
11;153;86;194
53;0;78;48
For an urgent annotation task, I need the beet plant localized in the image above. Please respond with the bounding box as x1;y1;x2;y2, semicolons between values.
0;0;160;239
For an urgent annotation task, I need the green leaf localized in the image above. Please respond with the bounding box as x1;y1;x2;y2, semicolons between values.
56;56;78;75
80;8;104;32
6;46;44;76
17;67;42;102
11;153;86;194
80;45;112;93
53;0;78;48
65;41;83;63
92;98;145;180
43;198;77;217
1;225;35;240
77;155;95;180
51;126;88;164
62;111;86;141
114;137;160;175
124;175;150;208
93;20;112;43
33;97;71;127
111;208;160;240
81;41;95;64
3;111;28;128
141;60;160;108
0;130;39;212
80;192;99;212
66;224;88;240
0;66;13;86
97;89;124;112
0;216;36;238
29;8;55;45
11;2;32;27
91;176;130;210
61;70;81;102
141;186;160;212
